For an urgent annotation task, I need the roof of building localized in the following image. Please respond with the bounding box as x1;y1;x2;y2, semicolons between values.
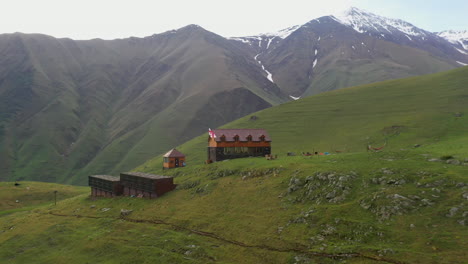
89;175;120;182
211;129;271;142
163;148;185;158
121;172;173;180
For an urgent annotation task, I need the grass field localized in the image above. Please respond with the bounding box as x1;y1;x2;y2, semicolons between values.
1;67;467;263
0;182;87;215
1;152;466;263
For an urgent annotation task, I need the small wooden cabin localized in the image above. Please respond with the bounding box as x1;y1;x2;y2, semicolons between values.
89;175;123;197
163;149;185;169
120;172;176;198
207;129;271;162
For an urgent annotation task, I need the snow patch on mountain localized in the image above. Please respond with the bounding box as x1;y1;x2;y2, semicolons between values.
254;54;274;83
289;95;301;100
313;58;318;68
230;36;263;46
231;25;299;46
266;38;274;49
457;61;468;66
231;37;252;45
437;30;468;50
264;68;274;82
455;47;468;55
332;7;427;37
265;25;301;39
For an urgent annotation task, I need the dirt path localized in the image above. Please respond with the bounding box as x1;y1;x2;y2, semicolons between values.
48;212;406;264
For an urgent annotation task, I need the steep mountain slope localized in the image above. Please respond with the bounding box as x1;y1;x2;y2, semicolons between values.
1;68;467;264
0;27;287;184
231;7;467;98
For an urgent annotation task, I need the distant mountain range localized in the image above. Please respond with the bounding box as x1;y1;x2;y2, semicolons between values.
230;7;468;97
0;7;466;184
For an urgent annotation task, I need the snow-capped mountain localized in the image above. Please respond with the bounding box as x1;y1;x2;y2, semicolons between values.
330;7;468;60
332;7;429;38
437;30;468;51
230;7;467;97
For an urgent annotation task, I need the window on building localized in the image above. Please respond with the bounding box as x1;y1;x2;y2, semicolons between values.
223;147;250;154
246;135;252;141
163;157;169;163
234;135;239;141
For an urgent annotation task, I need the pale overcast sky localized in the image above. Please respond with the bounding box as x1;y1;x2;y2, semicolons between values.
1;0;467;40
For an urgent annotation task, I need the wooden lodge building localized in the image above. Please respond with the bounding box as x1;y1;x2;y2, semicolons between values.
120;172;176;199
208;129;271;162
163;149;185;169
89;175;123;197
89;172;176;199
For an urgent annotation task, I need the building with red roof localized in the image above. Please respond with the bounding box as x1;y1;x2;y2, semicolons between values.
163;148;186;169
207;129;271;162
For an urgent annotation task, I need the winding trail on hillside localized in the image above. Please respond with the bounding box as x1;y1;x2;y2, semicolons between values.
48;212;405;264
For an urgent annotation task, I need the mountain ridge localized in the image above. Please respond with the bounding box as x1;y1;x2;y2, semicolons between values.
230;7;466;97
0;27;286;184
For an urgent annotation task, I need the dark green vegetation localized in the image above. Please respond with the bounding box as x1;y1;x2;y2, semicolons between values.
1;67;467;263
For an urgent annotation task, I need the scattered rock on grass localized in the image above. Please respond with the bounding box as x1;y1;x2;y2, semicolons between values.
446;159;461;165
382;168;394;175
446;207;459;217
120;209;133;216
463;192;468;200
287;172;356;204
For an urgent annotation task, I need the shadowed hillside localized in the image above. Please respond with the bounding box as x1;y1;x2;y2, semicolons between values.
0;28;286;184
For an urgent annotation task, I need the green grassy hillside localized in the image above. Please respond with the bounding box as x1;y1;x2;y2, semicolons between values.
140;65;468;165
0;182;87;215
1;68;467;263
